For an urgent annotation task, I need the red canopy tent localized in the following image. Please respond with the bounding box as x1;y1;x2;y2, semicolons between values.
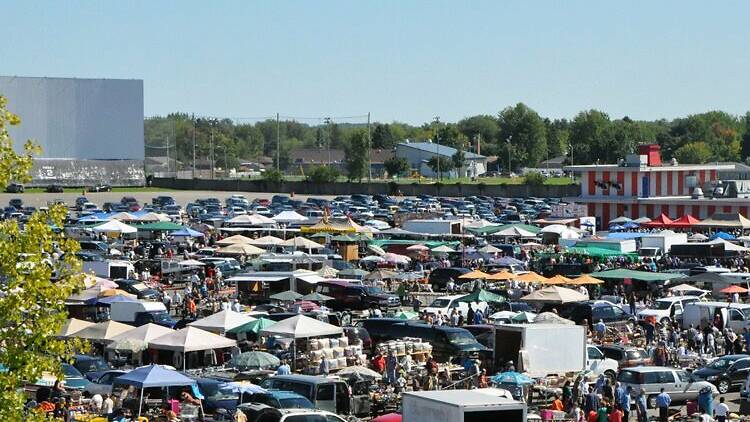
643;213;674;228
667;214;701;228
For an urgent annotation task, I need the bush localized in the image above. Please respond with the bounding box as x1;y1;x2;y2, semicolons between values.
262;169;284;183
524;171;546;186
306;166;340;184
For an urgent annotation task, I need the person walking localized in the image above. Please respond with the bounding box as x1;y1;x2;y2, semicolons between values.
617;384;631;422
636;389;647;422
655;388;671;422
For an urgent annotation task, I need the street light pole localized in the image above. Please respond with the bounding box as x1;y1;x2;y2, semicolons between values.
192;114;196;178
210;128;215;179
324;117;332;165
433;116;440;180
506;135;513;176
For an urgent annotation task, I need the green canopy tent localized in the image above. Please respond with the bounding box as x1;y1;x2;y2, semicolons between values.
455;288;507;304
467;224;542;236
565;246;637;259
227;317;277;335
136;221;185;231
589;269;685;282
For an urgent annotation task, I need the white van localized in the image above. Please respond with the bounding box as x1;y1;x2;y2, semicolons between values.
636;296;700;325
682;301;750;332
423;295;488;319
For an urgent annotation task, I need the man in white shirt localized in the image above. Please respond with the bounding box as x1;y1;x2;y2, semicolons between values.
102;394;114;415
715;396;728;422
90;393;103;412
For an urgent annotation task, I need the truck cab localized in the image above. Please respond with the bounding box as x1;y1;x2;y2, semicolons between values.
637;296;699;325
586;344;620;383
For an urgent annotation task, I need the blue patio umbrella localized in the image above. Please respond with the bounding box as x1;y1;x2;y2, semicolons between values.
623;222;640;229
490;371;534;385
608;224;625;231
711;231;736;240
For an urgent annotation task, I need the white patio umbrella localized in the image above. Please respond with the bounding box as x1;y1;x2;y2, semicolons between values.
281;237;323;249
248;235;284;246
272;211;307;224
216;234;254;246
188;310;256;334
93;219;137;234
431;245;456;254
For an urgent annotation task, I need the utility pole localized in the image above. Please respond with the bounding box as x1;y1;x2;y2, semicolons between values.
276;112;280;172
324;117;332;165
165;135;170;175
433;116;440;180
367;112;372;182
192;114;196;178
170;118;175;174
210;127;215;179
506;135;513;176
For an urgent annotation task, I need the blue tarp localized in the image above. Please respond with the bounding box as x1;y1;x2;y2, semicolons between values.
113;364;196;388
711;231;736;241
96;295;138;306
171;227;205;238
606;232;647;240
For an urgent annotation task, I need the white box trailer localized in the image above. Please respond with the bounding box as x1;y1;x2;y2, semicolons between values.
641;231;688;255
493;324;586;377
83;259;133;279
402;389;526;422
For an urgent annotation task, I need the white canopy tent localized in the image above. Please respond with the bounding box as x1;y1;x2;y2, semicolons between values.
272;211;308;224
248;235;284;246
93;219;137;234
188;310;256;334
149;326;237;352
217;235;254;246
106;323;175;352
260;314;343;339
71;320;136;342
281;237;323;250
225;213;277;226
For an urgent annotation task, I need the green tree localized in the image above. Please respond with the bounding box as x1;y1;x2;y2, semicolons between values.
384;156;409;178
371;123;397;149
544;118;570;159
306;165;340;183
0;95;85;421
457;115;499;152
344;129;369;182
497;103;547;169
569;110;611;164
262;168;284;183
435;124;467;149
674;142;713;164
524;171;546;185
742;112;750;162
426;156;454;179
451;149;466;176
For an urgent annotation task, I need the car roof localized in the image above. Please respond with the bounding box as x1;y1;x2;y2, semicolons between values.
655;296;694;303
266;374;341;385
621;366;679;373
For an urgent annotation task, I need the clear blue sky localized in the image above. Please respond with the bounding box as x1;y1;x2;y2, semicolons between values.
3;1;749;125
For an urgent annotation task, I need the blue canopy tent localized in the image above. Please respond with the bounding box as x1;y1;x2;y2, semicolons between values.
711;231;736;241
622;221;640;229
113;364;197;417
608;224;625;231
172;227;205;238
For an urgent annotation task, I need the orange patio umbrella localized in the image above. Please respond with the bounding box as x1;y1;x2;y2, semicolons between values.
486;270;515;281
720;285;748;294
569;274;605;285
458;270;490;279
513;271;549;284
543;274;572;285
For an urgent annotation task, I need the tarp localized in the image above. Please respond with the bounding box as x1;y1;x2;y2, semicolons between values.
590;268;683;282
58;318;95;337
225;214;277;226
695;213;750;229
137;221;184;231
188;310;256;334
71;320;136;342
281;237;324;249
217;234;254;246
667;215;701;228
521;286;588;303
272;210;307;224
643;213;674;228
259;314;343;339
106;323;175;350
93;219;137;234
148;326;237;352
113;364;196;388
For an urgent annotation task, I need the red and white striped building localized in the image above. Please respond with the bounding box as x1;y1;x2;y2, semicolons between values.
565;144;742;228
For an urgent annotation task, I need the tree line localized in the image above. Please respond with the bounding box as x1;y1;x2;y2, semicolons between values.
145;105;750;175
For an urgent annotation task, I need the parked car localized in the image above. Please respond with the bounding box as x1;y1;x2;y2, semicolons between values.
428;267;471;290
45;184;64;193
358;321;487;361
423;294;488;319
72;354;112;381
598;344;652;368
258;375;354;415
238;408;348;422
315;280;399;311
5;183;24;193
546;300;630;327
84;370;126;396
8;198;23;209
243;390;315;410
114;278;160;300
618;366;718;408
691;354;750;394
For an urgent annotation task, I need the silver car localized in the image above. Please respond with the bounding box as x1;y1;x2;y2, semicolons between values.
618;366;718;408
84;370;126;397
